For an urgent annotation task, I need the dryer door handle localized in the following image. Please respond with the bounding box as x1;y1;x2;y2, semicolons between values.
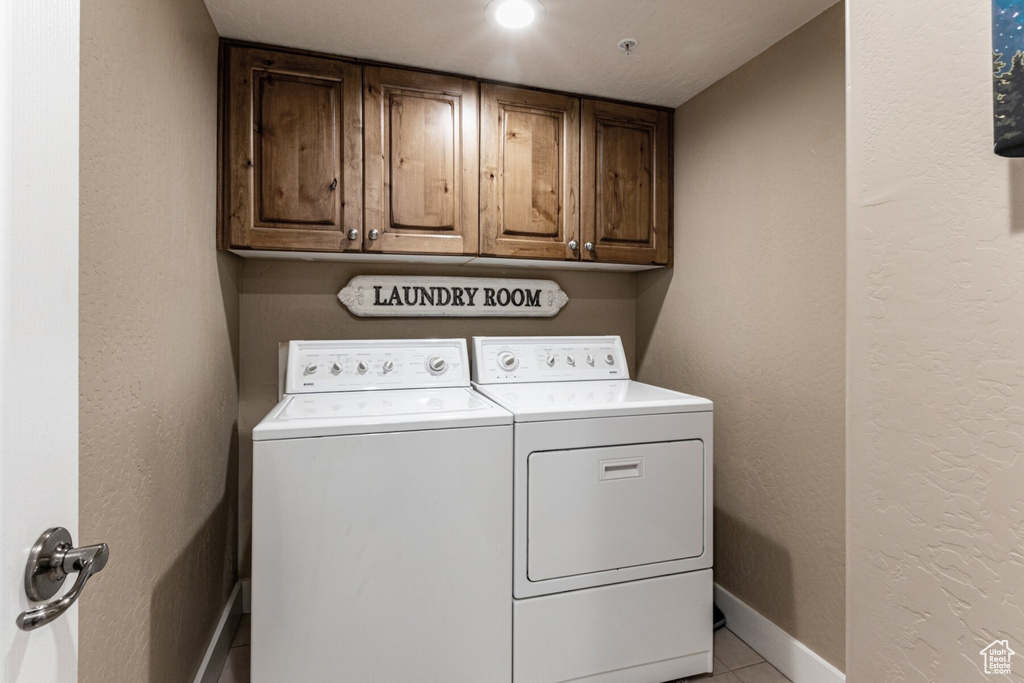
600;458;643;481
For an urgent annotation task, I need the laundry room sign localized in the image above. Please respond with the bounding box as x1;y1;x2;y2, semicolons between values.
338;275;569;317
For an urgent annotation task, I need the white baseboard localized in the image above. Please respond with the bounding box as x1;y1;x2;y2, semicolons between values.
714;583;845;683
193;582;244;683
242;578;251;614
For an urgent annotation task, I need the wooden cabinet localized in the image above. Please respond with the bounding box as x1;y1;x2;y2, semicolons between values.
222;46;362;252
364;68;478;255
581;100;670;265
480;84;580;260
219;43;672;268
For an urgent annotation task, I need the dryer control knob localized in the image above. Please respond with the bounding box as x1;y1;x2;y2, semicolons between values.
545;355;556;367
586;354;595;366
605;354;615;365
305;363;318;375
356;361;368;375
330;362;343;375
382;360;395;374
566;356;576;366
426;356;447;375
498;352;518;371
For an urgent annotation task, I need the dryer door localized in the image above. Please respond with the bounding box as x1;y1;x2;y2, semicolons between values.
527;440;704;582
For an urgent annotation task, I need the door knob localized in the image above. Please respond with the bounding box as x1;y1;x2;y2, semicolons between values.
16;527;109;631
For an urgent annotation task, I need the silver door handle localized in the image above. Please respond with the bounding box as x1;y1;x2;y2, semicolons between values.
16;527;109;631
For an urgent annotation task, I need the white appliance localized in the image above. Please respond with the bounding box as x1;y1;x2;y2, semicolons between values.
472;335;714;683
251;339;513;682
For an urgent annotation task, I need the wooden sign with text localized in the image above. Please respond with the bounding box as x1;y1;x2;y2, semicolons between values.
338;275;569;317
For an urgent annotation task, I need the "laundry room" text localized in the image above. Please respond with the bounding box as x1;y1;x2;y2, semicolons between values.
372;285;542;308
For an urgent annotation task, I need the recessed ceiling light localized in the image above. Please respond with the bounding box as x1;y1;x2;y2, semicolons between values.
486;0;545;29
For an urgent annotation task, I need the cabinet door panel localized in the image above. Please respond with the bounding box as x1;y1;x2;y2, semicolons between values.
365;68;478;254
224;47;362;252
256;74;339;226
481;84;579;260
582;100;670;265
503;109;559;236
390;94;456;229
597;122;653;244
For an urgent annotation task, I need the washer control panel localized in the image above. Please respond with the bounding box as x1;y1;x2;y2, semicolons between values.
472;336;629;384
285;339;468;394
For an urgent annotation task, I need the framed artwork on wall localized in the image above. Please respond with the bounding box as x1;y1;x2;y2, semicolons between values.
994;0;1024;156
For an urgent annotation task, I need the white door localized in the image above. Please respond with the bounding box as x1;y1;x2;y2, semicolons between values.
1;2;82;682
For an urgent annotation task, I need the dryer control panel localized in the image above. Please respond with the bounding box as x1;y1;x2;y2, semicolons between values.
285;339;469;394
472;336;629;384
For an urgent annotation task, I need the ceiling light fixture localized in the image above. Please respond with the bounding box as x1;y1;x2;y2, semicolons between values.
486;0;545;29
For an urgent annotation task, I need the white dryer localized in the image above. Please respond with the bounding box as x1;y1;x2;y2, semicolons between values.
252;339;512;682
472;335;714;683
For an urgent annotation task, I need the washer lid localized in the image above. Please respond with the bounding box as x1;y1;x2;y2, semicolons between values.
472;380;712;422
253;387;512;440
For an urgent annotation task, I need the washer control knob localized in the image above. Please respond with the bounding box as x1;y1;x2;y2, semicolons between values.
356;361;368;375
426;355;447;375
545;355;556;367
604;354;615;366
305;363;318;375
566;355;576;366
330;362;343;375
382;360;395;374
586;354;595;366
498;352;518;371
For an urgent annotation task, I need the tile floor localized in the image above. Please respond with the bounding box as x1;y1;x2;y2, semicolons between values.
676;628;791;682
215;618;789;683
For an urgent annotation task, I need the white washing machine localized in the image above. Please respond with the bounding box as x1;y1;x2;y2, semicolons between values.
251;339;513;682
472;335;714;683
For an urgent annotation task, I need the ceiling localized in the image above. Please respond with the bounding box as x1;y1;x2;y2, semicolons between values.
204;0;839;108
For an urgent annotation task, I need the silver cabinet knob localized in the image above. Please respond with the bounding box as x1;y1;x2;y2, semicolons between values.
368;229;380;240
426;355;448;375
347;228;359;240
568;240;578;250
584;242;595;252
17;527;109;631
382;360;395;373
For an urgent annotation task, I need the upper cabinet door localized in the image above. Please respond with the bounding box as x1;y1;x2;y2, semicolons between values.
480;85;580;260
581;100;670;265
364;68;478;255
223;46;363;251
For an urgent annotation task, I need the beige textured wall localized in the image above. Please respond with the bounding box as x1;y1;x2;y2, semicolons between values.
635;4;846;668
79;1;239;681
237;261;635;575
847;2;1024;680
